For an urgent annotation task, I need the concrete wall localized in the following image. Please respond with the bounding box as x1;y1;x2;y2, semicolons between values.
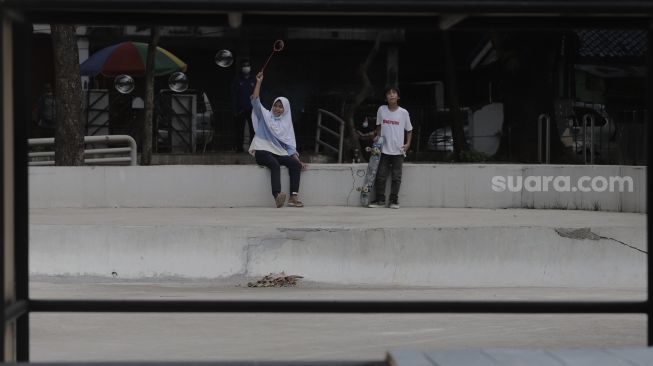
30;221;646;287
29;164;646;212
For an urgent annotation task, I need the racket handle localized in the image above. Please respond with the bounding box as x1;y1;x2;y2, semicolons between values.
260;52;274;73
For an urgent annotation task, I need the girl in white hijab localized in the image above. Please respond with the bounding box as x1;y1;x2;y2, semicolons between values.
249;72;306;208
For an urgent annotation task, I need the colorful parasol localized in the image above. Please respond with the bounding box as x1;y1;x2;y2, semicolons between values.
80;41;187;77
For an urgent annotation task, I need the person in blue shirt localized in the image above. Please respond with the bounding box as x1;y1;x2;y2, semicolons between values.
249;72;306;208
232;60;256;152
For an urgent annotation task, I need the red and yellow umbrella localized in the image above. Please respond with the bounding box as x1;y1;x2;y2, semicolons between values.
80;41;187;77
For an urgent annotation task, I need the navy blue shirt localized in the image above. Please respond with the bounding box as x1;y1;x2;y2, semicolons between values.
232;75;256;114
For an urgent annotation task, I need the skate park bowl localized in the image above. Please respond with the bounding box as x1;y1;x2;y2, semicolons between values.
29;164;646;288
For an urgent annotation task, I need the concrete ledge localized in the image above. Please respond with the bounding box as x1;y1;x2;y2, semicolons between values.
29;207;646;287
387;348;653;366
29;164;646;212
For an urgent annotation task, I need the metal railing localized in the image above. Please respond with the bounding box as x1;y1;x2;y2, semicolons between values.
315;108;345;163
28;135;138;166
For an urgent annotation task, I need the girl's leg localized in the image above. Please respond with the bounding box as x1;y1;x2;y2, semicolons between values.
278;155;303;207
255;150;282;197
278;155;302;194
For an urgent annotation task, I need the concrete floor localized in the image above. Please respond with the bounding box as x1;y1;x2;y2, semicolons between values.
28;207;647;361
29;281;646;362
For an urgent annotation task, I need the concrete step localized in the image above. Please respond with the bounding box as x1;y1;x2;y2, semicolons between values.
29;164;647;213
30;207;646;287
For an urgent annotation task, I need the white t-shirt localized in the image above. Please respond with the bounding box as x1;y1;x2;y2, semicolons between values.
376;105;413;155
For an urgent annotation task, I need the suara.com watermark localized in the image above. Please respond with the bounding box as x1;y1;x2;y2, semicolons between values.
491;175;634;193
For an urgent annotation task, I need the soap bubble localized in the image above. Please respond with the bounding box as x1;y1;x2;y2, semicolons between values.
214;49;234;67
168;72;189;92
114;74;135;94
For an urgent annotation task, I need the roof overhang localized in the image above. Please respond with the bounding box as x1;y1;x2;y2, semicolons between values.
3;0;653;30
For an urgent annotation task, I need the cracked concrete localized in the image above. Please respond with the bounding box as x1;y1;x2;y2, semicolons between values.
30;207;645;287
555;227;647;254
555;227;602;240
346;165;370;206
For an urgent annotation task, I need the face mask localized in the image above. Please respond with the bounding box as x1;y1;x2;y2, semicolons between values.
241;66;251;74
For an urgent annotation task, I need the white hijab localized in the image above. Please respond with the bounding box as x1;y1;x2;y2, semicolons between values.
254;96;296;149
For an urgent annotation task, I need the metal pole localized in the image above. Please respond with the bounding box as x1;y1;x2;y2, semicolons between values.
508;126;512;161
582;114;588;164
590;115;594;164
0;15;6;361
546;115;551;163
315;112;321;154
583;114;595;164
538;114;550;163
338;119;344;164
14;20;31;361
599;123;603;161
538;114;543;163
27;299;649;314
415;108;423;153
646;25;652;347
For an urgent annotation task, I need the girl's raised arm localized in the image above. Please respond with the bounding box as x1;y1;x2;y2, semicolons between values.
251;72;263;100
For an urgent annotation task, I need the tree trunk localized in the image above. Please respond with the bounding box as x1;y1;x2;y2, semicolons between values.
51;24;85;166
141;27;160;166
343;34;382;163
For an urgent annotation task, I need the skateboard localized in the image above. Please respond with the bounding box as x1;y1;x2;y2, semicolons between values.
358;136;385;207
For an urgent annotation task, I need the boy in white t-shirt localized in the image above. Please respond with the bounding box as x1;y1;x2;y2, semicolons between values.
369;86;412;209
